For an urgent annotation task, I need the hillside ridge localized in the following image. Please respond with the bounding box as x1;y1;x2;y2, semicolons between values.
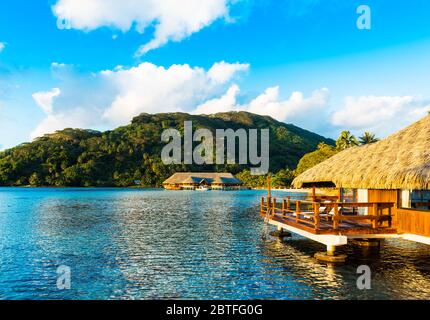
0;112;334;187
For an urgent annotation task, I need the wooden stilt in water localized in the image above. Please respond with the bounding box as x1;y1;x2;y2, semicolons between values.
314;245;347;263
327;245;336;256
270;226;292;238
267;175;271;212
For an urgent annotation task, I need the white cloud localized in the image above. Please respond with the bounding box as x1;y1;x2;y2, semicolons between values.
193;85;330;127
31;108;96;140
247;87;329;122
32;88;61;114
31;61;332;140
101;61;249;125
331;95;430;136
30;81;105;140
208;61;249;84
31;61;249;139
52;0;232;54
194;84;240;114
0;42;6;53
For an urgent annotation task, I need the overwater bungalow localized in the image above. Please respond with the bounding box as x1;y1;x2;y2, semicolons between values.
163;173;243;190
260;114;430;260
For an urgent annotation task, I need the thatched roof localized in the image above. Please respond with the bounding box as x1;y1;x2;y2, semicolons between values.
182;176;201;184
293;115;430;190
212;176;227;184
163;173;242;185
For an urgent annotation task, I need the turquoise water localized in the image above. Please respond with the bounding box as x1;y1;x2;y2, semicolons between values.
1;188;430;300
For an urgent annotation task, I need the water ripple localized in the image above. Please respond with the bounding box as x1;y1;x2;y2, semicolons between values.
0;188;430;299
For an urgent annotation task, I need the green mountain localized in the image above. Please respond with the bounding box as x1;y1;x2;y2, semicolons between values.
0;112;334;187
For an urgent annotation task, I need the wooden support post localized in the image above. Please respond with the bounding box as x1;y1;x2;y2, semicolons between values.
272;198;277;215
372;203;379;229
296;201;301;223
287;196;291;211
315;245;347;262
282;199;286;217
388;207;392;227
333;203;339;230
312;186;316;202
314;202;320;230
338;188;342;202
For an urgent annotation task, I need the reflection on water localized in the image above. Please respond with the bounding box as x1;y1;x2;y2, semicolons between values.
0;188;430;300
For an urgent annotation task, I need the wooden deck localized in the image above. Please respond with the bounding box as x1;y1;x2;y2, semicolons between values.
261;196;397;236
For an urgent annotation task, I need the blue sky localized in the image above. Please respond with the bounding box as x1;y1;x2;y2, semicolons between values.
1;0;430;149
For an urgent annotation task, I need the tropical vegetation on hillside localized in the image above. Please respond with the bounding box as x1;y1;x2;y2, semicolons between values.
336;130;359;150
244;129;379;188
359;132;380;144
295;142;338;176
0;112;334;188
291;130;379;181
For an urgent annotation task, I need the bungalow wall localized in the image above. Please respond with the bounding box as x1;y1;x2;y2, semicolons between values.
365;189;430;237
164;184;182;190
397;208;430;237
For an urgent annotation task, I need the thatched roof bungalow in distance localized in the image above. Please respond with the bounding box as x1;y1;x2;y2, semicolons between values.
163;173;243;190
293;114;430;244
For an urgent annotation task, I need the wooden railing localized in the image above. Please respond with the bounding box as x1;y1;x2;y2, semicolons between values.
315;195;339;202
261;196;394;231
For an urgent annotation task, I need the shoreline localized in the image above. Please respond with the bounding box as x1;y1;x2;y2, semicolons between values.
0;186;310;194
0;186;163;189
252;188;309;193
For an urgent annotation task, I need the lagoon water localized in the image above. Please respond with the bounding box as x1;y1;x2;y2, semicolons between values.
1;188;430;300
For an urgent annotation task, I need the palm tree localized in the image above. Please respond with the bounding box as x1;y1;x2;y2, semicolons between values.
359;132;379;145
336;130;359;150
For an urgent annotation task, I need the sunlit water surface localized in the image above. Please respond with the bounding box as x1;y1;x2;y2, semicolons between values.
0;188;430;300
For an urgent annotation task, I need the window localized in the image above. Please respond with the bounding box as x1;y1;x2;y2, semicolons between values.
342;188;357;203
401;190;430;211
